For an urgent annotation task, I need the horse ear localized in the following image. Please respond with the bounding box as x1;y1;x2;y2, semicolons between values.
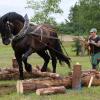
24;14;29;23
18;14;29;34
23;14;29;30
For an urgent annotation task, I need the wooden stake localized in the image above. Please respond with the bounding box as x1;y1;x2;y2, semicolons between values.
12;58;19;68
72;62;82;89
88;75;94;88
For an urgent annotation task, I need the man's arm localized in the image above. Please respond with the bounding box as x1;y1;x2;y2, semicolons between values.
90;40;100;47
97;41;100;47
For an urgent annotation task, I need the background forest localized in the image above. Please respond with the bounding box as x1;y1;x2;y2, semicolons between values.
26;0;100;35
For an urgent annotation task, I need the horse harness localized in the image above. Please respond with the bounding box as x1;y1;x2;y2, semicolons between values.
12;24;59;42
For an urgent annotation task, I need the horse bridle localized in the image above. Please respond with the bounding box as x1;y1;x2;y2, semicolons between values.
6;21;14;37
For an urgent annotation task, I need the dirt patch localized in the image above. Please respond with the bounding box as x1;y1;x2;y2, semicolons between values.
0;84;16;95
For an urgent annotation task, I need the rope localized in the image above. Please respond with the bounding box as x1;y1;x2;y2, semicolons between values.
59;40;71;60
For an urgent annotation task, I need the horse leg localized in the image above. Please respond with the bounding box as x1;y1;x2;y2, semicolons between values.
37;51;50;72
49;50;57;73
22;48;33;73
15;52;24;80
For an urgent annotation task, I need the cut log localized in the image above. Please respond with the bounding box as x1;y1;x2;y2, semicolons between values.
0;67;60;80
36;86;66;95
69;69;99;76
82;75;100;86
16;77;71;93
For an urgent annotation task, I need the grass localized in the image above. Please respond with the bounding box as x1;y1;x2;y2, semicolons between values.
0;41;100;100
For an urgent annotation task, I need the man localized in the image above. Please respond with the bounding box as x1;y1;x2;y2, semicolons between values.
88;28;100;69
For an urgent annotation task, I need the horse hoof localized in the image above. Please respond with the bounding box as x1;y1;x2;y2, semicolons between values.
25;64;32;73
41;68;47;72
19;77;24;80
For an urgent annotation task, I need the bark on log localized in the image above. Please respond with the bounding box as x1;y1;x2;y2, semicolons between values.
82;75;100;86
69;69;100;76
16;77;71;93
0;67;60;80
36;86;66;95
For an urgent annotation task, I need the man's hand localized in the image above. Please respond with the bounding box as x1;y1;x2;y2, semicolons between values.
90;40;96;45
89;40;100;47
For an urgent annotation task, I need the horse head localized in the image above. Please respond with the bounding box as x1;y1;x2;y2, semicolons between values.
0;12;25;45
0;19;12;45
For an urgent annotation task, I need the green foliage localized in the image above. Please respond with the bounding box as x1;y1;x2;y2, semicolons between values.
26;0;63;24
26;0;100;35
68;0;100;35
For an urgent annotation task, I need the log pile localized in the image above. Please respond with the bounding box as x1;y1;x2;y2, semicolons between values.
16;77;71;94
1;58;100;95
15;68;100;94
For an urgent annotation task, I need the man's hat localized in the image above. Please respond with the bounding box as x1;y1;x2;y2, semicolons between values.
90;28;97;33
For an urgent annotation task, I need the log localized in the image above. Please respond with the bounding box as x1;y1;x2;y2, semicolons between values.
82;75;100;86
0;67;60;80
36;86;66;95
69;69;99;76
0;68;19;80
16;77;71;93
72;63;82;89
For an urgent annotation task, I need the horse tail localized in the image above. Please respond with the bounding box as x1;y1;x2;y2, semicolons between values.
54;39;71;68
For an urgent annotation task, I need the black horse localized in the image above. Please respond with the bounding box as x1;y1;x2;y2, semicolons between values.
0;12;71;80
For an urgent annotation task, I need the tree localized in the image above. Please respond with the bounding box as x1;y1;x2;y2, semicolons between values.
26;0;63;25
68;0;100;35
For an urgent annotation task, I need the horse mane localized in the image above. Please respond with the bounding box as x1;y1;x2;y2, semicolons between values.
0;12;25;35
0;12;25;23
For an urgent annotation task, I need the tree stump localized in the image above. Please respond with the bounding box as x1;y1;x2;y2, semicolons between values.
72;63;82;89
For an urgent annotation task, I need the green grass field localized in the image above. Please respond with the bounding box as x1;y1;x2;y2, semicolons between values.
0;41;100;100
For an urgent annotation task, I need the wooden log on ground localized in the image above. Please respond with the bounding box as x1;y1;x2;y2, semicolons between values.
72;63;82;89
69;69;100;76
36;86;66;95
16;77;71;93
82;75;100;86
31;69;60;78
0;67;60;80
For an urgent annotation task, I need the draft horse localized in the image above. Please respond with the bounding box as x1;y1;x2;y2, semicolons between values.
0;12;71;80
